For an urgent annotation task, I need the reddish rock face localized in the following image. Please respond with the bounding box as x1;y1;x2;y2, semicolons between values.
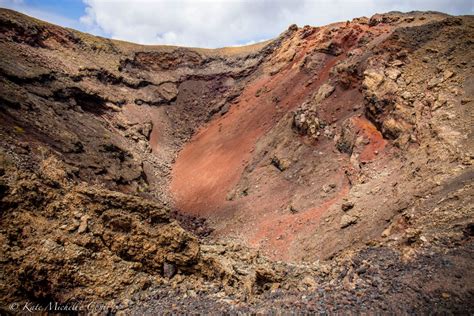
0;8;473;313
170;13;474;262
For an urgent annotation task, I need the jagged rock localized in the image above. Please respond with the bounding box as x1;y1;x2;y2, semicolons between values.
158;82;178;102
294;110;320;139
322;183;337;193
363;69;385;91
340;214;358;228
352;17;369;25
0;158;200;301
288;24;298;32
163;262;177;278
302;276;317;290
335;119;357;154
390;59;404;67
225;189;236;201
382;117;406;139
369;13;400;26
289;205;300;214
443;70;455;80
385;68;401;80
293;84;332;139
381;227;391;238
427;76;443;89
77;214;90;233
401;91;413;100
137;139;148;152
140;122;153;139
341;201;355;212
317;41;343;56
313;83;335;104
271;155;291;171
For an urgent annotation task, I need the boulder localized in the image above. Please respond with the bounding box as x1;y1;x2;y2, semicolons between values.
158;82;178;102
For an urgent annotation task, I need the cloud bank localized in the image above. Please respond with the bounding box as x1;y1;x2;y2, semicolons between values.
80;0;473;48
2;0;473;48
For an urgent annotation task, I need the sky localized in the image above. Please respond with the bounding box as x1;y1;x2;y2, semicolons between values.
0;0;472;48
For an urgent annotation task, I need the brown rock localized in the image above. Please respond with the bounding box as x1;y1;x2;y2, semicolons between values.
340;214;358;228
77;215;90;234
271;156;291;171
163;262;177;278
341;201;355;212
313;84;335;104
363;69;385;91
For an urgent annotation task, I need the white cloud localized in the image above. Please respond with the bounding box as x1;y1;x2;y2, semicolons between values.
2;0;473;48
80;0;473;48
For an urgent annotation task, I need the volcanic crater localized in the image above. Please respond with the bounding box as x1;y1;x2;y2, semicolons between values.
0;9;473;313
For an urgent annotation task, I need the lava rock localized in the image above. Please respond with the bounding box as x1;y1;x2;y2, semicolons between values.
341;201;355;212
163;262;177;279
340;214;358;228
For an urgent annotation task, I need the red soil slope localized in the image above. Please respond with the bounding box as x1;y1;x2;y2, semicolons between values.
171;41;322;217
170;23;378;260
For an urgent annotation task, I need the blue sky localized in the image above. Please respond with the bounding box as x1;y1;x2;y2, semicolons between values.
0;0;473;47
25;0;85;20
0;0;93;33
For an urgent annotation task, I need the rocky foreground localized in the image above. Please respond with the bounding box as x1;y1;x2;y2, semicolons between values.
0;9;473;313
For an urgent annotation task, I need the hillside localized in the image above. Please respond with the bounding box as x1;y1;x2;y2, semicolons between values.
0;8;473;313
